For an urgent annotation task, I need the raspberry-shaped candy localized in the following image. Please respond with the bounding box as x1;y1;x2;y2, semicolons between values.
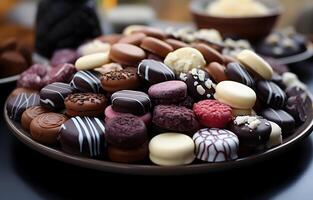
193;100;232;128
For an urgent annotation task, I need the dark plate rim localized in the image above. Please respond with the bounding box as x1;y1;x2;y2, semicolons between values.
274;43;313;65
4;93;313;175
0;75;20;85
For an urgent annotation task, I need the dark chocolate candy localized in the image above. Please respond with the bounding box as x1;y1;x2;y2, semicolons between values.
70;70;102;93
229;116;271;148
59;116;106;157
225;62;255;88
111;90;151;116
285;86;306;98
6;93;40;121
138;59;175;84
40;82;75;110
261;108;295;135
257;81;286;109
285;93;312;124
180;68;215;100
271;73;285;90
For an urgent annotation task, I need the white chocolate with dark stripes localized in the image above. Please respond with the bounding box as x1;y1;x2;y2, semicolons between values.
193;128;239;162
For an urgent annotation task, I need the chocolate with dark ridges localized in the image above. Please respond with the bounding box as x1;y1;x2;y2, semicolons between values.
225;62;255;88
111;90;151;116
6;93;40;121
40;82;75;110
138;59;175;84
257;81;286;108
59;116;106;157
261;108;295;135
70;70;102;93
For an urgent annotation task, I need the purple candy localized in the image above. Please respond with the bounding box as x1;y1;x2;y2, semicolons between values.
50;49;78;67
48;63;77;83
17;64;50;90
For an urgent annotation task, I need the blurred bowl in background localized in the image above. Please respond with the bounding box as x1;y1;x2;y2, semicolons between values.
190;0;282;42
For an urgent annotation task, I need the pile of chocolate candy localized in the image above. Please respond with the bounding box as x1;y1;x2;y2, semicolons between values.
6;25;312;166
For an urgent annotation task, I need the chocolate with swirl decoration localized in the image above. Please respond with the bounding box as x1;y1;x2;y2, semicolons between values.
257;80;286;108
70;70;102;93
138;59;175;84
40;82;75;110
59;116;106;157
6;93;40;121
30;113;68;144
192;128;239;162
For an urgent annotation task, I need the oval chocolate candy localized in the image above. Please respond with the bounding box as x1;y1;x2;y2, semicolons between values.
225;62;255;88
111;90;151;116
137;59;175;84
257;80;286;109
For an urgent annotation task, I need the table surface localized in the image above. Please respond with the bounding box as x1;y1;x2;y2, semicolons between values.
0;60;313;200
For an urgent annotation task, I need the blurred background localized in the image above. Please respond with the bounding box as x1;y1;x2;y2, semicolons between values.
0;0;313;48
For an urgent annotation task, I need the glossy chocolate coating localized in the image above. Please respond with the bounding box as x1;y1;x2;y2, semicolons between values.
257;81;286;109
40;82;75;110
285;93;312;124
59;116;106;157
229;116;271;148
180;68;215;100
225;62;255;88
70;70;102;93
261;108;295;135
138;59;175;84
111;90;151;116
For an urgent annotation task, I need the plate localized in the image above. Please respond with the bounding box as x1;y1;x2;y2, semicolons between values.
268;43;313;65
4;94;313;175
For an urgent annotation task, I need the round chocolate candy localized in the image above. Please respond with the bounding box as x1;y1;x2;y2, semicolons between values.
6;93;40;121
285;93;312;124
137;59;175;84
111;90;151;116
59;116;106;157
70;70;102;93
193;128;239;162
257;80;286;108
229;116;272;148
40;82;75;110
261;108;295;135
225;62;255;88
180;68;215;100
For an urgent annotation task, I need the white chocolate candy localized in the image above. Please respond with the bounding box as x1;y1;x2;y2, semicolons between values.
282;72;307;90
149;133;195;166
193;128;239;162
207;0;269;17
232;108;253;117
214;81;256;109
267;121;283;148
123;25;146;35
164;47;206;76
78;40;111;56
237;49;273;80
75;53;110;70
